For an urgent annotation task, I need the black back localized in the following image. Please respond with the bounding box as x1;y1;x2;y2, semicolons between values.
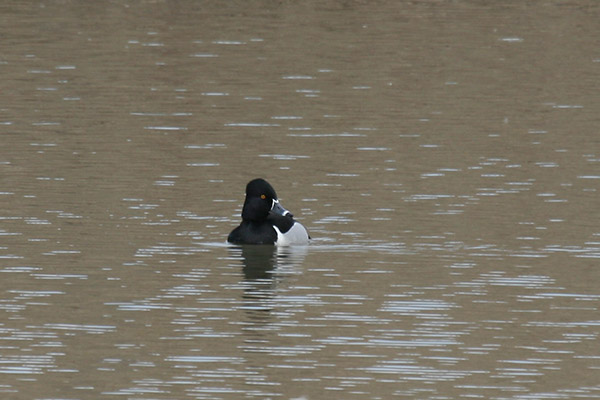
227;220;278;244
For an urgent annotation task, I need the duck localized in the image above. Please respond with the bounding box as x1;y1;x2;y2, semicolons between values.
227;178;310;245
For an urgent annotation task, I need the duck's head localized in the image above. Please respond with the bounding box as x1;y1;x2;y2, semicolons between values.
241;178;292;222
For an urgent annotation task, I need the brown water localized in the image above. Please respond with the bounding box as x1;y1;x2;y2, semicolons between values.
2;1;600;399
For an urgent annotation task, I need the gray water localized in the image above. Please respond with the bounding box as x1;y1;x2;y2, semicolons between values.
2;1;600;399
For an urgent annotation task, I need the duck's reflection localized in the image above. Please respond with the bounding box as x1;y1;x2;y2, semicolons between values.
238;245;277;280
229;245;308;281
228;245;308;329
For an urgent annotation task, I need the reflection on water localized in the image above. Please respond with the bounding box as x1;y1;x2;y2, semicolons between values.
2;1;600;399
232;245;308;327
233;244;308;282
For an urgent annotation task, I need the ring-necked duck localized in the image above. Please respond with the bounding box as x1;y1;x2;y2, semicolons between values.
228;178;310;245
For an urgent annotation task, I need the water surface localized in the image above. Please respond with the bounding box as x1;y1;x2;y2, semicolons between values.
2;1;600;399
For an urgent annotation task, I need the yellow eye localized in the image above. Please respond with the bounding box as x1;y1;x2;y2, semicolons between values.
260;194;266;200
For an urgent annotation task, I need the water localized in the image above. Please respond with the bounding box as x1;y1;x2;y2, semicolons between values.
2;1;600;399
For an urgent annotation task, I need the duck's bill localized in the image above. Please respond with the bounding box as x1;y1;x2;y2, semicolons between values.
271;199;293;218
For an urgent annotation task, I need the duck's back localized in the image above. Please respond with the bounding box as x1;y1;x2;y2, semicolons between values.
227;221;278;245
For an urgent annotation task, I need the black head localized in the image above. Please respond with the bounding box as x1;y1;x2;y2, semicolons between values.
245;178;278;200
241;178;278;221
